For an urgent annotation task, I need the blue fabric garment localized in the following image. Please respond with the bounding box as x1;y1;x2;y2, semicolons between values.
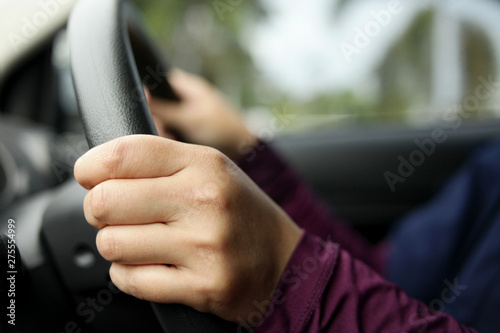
389;139;500;333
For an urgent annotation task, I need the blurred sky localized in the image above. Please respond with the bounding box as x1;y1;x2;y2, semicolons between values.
245;0;422;100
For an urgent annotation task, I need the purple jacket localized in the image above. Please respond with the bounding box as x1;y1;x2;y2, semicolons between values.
237;143;476;333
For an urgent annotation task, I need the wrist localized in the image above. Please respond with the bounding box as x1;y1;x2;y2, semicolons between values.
274;213;302;288
238;212;301;328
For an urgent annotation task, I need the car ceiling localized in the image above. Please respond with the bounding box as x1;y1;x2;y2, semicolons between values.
0;0;77;89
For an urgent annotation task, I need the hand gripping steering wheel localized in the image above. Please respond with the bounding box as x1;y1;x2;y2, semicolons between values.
69;0;240;331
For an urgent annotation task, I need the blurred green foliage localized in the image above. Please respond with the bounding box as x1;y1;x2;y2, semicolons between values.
132;0;265;109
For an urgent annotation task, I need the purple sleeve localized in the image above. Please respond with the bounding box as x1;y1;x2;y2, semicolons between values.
237;142;386;273
251;232;477;333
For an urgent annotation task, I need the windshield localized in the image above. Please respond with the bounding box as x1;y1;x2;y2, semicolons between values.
135;0;500;132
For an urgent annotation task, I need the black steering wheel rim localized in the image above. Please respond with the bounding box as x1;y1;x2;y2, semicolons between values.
69;0;178;149
68;0;239;331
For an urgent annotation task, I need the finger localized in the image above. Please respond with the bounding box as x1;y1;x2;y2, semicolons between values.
167;69;201;100
148;96;186;128
74;135;199;189
110;263;199;305
96;224;190;265
145;69;193;105
83;177;192;228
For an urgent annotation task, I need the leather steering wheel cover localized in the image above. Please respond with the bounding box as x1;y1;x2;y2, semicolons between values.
69;0;158;149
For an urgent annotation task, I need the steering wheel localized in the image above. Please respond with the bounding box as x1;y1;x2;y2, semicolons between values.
68;0;239;332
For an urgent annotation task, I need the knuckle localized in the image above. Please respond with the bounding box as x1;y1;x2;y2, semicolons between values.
120;270;144;300
195;182;228;208
96;228;122;262
207;271;230;295
193;150;234;209
89;183;111;225
103;138;127;178
196;269;236;312
199;147;226;166
197;148;234;174
192;279;217;312
210;148;230;167
208;227;232;252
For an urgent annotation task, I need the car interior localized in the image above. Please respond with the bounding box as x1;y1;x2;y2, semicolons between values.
1;0;500;332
